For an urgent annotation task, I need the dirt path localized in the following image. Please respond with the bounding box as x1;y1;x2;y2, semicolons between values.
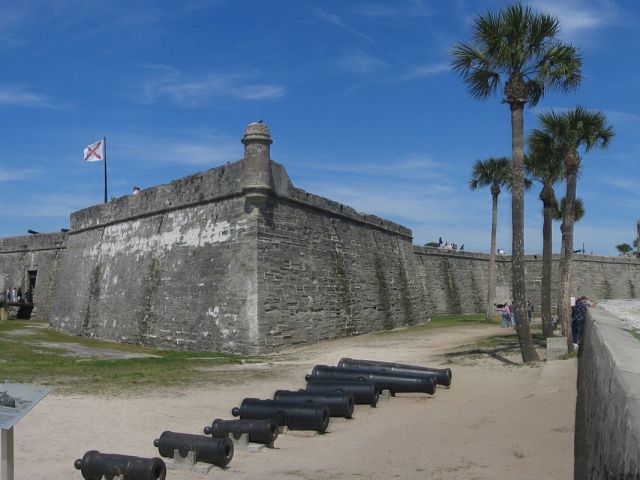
9;324;576;479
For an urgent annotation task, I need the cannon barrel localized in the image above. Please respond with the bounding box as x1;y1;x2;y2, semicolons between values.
273;390;354;418
204;418;279;445
153;431;233;468
74;450;166;480
306;365;436;395
338;357;452;387
305;380;379;407
231;398;330;433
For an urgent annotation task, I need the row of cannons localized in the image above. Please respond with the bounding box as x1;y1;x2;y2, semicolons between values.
74;357;453;479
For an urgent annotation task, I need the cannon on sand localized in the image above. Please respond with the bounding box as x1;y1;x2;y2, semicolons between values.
306;365;436;395
204;418;279;445
273;390;354;418
305;379;379;407
154;431;233;468
232;398;330;433
74;450;166;480
338;357;452;387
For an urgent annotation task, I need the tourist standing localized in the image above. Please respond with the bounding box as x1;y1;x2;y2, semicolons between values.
572;296;596;347
501;303;511;328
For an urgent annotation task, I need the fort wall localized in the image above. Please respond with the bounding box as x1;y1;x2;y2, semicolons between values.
0;233;66;320
256;192;424;350
575;303;640;478
0;122;638;353
50;162;260;353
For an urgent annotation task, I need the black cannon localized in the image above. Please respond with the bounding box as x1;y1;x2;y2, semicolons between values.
153;431;233;468
305;379;379;407
74;450;166;480
204;418;279;445
273;390;354;418
306;365;437;395
232;398;330;433
338;357;453;387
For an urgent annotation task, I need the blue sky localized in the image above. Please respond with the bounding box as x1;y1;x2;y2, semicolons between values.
1;0;638;256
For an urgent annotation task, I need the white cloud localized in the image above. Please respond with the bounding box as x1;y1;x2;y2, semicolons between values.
3;192;95;218
402;63;450;80
295;155;450;183
139;66;285;106
351;1;430;19
603;110;640;125
338;49;387;74
0;85;53;108
599;177;638;191
311;7;375;45
0;168;42;182
116;132;240;166
534;0;616;40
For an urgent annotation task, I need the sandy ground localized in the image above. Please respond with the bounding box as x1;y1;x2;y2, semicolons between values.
5;323;576;480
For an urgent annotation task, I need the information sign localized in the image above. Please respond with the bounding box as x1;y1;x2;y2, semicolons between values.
0;383;51;430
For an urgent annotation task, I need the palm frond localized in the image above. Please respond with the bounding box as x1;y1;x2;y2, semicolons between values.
469;156;512;190
450;3;583;106
552;196;585;222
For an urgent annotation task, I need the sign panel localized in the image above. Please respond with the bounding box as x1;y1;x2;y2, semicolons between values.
0;383;51;430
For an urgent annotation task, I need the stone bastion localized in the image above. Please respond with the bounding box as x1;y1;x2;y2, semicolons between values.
0;122;638;353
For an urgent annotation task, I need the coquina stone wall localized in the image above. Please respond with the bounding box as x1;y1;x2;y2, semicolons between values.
0;233;66;320
256;189;425;351
0;122;638;353
575;303;640;478
49;160;262;353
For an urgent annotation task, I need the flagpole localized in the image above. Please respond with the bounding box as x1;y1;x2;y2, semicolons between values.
103;137;108;203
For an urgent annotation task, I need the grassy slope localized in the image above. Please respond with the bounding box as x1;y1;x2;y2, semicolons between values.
0;321;243;394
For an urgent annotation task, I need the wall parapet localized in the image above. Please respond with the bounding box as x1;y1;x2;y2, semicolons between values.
576;302;640;478
283;187;412;240
0;232;67;253
70;161;245;231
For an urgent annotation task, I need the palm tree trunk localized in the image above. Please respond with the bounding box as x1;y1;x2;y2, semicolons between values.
486;191;499;320
541;190;554;338
510;102;540;362
560;159;579;352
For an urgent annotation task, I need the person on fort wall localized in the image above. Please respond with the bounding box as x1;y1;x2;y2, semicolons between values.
572;296;596;347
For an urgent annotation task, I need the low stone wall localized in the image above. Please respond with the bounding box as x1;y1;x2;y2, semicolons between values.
575;302;640;478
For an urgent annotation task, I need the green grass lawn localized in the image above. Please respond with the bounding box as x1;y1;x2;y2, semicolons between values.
0;320;247;395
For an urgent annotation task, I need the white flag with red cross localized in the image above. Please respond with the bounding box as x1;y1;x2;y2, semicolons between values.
83;139;104;162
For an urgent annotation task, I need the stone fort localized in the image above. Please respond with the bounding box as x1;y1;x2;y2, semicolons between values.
1;122;638;354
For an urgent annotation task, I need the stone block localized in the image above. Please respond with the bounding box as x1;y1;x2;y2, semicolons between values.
546;337;568;360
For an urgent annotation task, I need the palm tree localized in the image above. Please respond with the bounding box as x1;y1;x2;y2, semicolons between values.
451;4;582;362
469;157;512;321
525;138;564;338
616;243;633;256
552;196;585;224
537;107;614;351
